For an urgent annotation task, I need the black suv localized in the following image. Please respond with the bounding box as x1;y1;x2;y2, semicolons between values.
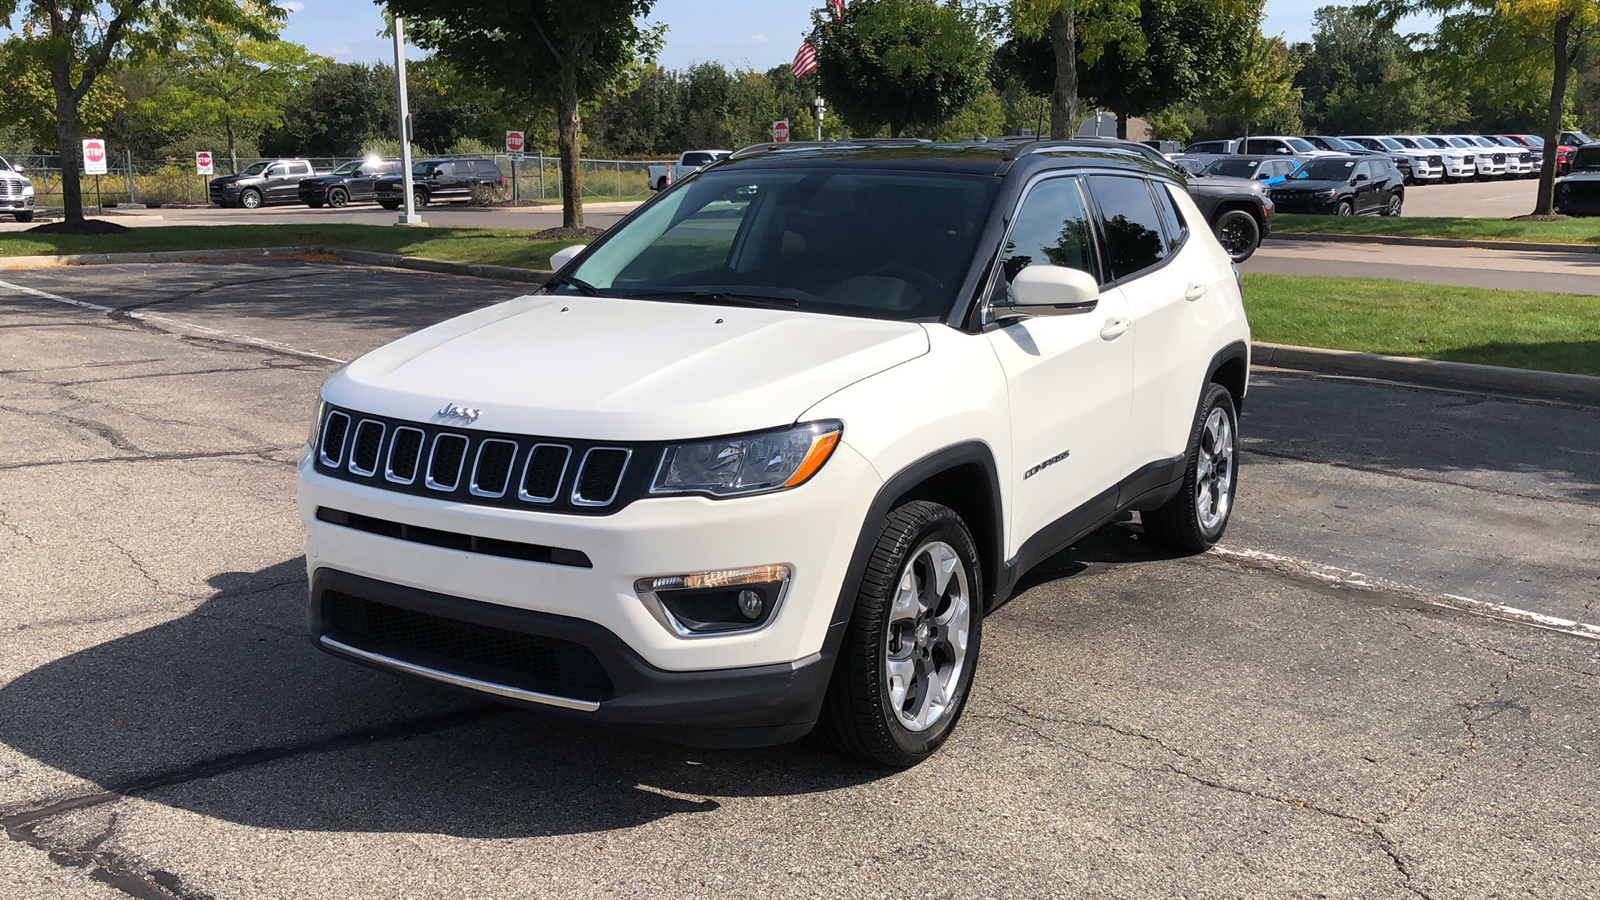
1269;155;1405;217
1555;144;1600;216
209;159;318;209
298;159;402;208
374;158;505;209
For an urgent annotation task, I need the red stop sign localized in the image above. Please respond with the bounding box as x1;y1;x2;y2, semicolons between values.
84;141;106;164
506;131;525;153
773;121;789;143
197;152;212;167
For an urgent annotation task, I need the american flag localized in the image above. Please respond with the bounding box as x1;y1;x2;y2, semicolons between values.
792;41;818;79
828;0;844;18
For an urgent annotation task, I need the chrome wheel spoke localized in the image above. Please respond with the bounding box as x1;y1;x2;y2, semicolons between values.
883;539;971;733
1195;408;1236;533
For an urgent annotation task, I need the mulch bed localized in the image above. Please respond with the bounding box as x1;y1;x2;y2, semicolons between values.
531;226;606;240
27;219;132;235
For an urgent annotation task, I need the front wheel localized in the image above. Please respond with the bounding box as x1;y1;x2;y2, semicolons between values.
14;212;32;223
817;500;983;768
1382;193;1403;217
1143;383;1239;553
1335;200;1354;216
239;189;262;210
414;189;430;208
328;188;349;208
1213;209;1261;263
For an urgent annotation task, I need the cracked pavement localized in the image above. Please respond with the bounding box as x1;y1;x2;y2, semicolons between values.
1;261;1597;899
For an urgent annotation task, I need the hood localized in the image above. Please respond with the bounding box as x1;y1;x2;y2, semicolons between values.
322;295;931;441
1273;178;1348;192
1561;170;1600;181
300;175;342;186
1184;175;1266;197
209;173;253;186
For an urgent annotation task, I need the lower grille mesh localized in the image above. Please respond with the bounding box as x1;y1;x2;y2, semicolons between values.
324;590;614;701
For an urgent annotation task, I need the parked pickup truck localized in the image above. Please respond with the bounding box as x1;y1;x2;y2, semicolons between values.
648;150;730;191
210;159;326;209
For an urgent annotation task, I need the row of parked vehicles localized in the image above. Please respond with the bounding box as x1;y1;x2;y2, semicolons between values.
1169;132;1594;187
207;157;506;210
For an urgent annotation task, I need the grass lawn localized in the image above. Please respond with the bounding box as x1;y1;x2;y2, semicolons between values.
0;224;571;271
1244;274;1600;376
1272;214;1600;245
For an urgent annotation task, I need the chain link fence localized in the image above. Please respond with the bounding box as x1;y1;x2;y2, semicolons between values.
1;151;669;209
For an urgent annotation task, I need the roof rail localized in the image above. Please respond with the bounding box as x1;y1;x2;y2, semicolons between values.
729;138;933;160
1000;136;1170;166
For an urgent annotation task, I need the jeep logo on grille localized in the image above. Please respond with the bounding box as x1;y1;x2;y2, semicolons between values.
437;403;482;424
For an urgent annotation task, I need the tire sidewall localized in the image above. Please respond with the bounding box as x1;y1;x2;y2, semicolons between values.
1214;210;1259;263
329;188;348;208
241;189;262;209
1387;194;1403;216
1189;385;1239;544
1336;200;1353;216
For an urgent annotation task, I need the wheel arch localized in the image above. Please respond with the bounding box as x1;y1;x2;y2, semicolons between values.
1212;199;1265;227
1206;341;1250;415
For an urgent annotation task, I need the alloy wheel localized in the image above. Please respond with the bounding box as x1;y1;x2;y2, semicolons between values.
1195;407;1235;534
884;540;971;733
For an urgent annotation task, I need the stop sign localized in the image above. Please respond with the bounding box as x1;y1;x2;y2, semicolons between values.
82;138;107;174
196;151;213;175
773;120;790;143
506;131;525;153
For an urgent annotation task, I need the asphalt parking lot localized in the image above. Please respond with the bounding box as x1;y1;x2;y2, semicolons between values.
2;260;1597;899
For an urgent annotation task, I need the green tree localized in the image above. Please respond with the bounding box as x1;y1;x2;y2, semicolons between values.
262;62;396;157
0;38;125;149
157;22;324;171
386;0;661;228
1202;31;1302;140
1007;0;1143;138
812;0;992;137
1373;0;1599;214
0;0;280;226
1295;6;1461;134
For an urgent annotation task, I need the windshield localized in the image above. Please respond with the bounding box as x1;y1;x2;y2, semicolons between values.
1185;142;1226;153
1392;137;1420;148
332;161;363;175
561;169;1000;321
0;155;9;171
241;162;269;176
1319;137;1358;152
1205;158;1264;178
1292;158;1359;181
1572;147;1600;170
1568;131;1594;144
1526;135;1545;146
1285;138;1317;153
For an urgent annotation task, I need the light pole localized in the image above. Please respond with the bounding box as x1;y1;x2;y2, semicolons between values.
813;96;827;142
393;17;424;226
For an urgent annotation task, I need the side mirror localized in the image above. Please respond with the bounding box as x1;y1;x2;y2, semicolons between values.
550;244;586;272
1010;265;1100;313
1354;173;1370;183
11;164;23;173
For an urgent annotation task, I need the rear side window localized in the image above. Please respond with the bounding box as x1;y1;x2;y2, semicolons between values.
996;177;1100;296
1086;175;1169;280
477;160;500;175
682;153;715;167
1150;183;1186;253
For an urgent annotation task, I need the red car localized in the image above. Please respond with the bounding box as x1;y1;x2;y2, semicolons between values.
1500;134;1573;174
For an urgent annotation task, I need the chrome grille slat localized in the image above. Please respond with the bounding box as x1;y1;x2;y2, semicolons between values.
519;444;572;504
348;419;386;477
469;439;518;499
319;411;351;467
385;427;425;484
572;448;632;507
425;434;470;492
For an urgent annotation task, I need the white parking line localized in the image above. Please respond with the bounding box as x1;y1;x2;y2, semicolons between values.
1213;546;1600;642
0;276;348;364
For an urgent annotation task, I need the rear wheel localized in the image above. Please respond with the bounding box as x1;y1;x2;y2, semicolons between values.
1143;383;1239;553
1212;209;1261;263
240;188;262;210
816;501;983;768
1383;193;1403;217
328;188;349;208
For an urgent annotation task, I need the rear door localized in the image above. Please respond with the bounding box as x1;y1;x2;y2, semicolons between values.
983;175;1135;558
1351;160;1381;213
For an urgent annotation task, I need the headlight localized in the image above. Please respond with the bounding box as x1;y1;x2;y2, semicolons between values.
652;421;842;497
1321;189;1338;198
20;183;33;196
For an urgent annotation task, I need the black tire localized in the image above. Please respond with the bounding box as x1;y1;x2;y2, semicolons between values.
1212;209;1261;263
414;189;429;208
14;212;32;223
328;188;349;208
1335;200;1354;216
816;500;984;768
379;202;399;211
1382;193;1403;217
240;188;263;210
306;200;325;209
1142;383;1239;553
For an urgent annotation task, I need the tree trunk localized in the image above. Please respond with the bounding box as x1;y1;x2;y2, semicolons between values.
1534;13;1574;216
49;60;84;225
1048;8;1078;139
556;73;583;229
226;116;238;174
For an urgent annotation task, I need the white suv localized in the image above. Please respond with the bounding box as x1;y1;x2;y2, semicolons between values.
299;140;1250;767
0;155;35;222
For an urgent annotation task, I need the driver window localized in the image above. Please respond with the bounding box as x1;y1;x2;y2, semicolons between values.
1353;161;1373;180
265;164;284;177
995;177;1099;304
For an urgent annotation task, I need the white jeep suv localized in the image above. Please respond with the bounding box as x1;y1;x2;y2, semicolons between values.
299;140;1250;767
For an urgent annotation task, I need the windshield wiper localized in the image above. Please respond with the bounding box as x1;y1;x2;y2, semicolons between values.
628;290;800;310
544;273;600;296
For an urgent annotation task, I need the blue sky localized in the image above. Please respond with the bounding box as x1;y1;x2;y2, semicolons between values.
281;0;1347;70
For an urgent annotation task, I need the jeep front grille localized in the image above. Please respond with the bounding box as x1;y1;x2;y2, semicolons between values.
314;406;657;515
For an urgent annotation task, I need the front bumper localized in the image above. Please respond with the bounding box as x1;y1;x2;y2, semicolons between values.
0;196;33;211
298;438;882;738
1441;159;1474;177
298;187;329;203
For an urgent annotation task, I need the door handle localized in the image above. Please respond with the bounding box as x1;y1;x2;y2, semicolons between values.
1100;317;1131;340
1185;283;1209;301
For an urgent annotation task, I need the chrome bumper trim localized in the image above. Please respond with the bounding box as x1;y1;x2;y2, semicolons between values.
319;635;601;712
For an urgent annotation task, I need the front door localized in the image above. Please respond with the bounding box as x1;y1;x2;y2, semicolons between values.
982;176;1135;561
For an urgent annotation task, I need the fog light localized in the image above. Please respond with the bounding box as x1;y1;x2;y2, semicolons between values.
635;565;791;637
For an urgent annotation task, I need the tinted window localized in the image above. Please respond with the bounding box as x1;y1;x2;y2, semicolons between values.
1151;183;1186;253
265;164;284;176
1086;175;1168;279
1242;139;1287;155
682;153;716;167
997;178;1098;292
1185;141;1228;153
1572;147;1600;170
1205;158;1262;178
292;163;311;175
1294;158;1359;180
1353;161;1374;179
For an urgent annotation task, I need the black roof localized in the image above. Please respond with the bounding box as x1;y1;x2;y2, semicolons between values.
718;138;1181;180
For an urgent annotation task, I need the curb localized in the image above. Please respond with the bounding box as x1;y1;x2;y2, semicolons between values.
322;248;549;285
1267;231;1600;254
1253;342;1600;406
0;244;552;286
